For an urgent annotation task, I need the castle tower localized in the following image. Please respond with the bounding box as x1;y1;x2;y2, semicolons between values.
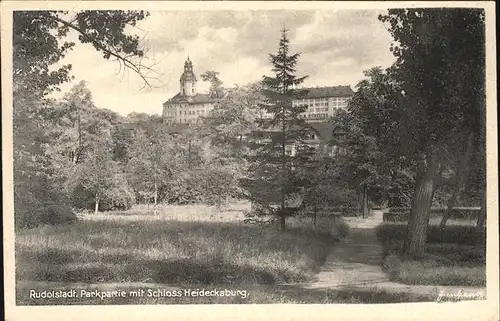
179;57;197;97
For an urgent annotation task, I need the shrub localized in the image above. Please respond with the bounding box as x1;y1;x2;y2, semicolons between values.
71;174;135;212
161;171;205;205
14;138;77;228
243;204;278;224
99;183;136;211
200;163;242;209
14;167;77;229
377;223;483;246
15;197;76;229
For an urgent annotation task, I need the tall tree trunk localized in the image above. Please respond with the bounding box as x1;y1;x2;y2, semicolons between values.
439;187;459;229
357;191;361;217
94;192;99;214
154;180;158;215
363;185;369;218
279;209;286;230
404;152;439;259
238;134;243;154
440;132;475;228
73;105;83;164
77;111;82;155
153;156;158;215
313;205;317;231
280;104;287;231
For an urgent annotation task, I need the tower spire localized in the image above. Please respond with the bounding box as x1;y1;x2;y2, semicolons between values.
180;57;197;96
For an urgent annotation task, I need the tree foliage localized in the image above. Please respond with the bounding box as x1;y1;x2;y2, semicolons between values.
201;70;225;99
13;10;150;227
343;68;415;207
204;82;263;151
372;8;486;257
13;92;76;228
13;10;150;96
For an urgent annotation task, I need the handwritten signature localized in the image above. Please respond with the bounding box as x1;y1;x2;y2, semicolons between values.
436;289;486;302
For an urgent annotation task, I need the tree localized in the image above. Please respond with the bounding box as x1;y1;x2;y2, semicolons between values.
13;10;152;96
126;122;173;212
73;140;129;214
201;159;244;210
438;131;476;228
298;145;332;229
204;82;263;155
255;28;309;230
47;81;110;164
13;92;76;228
377;9;485;258
111;124;134;164
13;10;151;227
201;70;225;99
342;68;415;210
127;112;152;124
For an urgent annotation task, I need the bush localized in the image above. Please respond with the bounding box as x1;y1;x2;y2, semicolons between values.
99;183;136;211
243;204;278;224
383;211;409;222
382;207;482;222
377;223;483;245
200;164;242;209
71;175;135;212
15;199;76;229
14;175;77;229
160;171;205;205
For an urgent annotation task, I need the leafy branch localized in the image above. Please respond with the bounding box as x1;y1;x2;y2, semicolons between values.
51;12;163;90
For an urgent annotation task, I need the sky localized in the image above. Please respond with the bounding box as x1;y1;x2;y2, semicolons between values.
53;10;396;116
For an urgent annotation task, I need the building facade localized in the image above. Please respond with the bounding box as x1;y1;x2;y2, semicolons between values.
162;57;214;125
293;86;353;122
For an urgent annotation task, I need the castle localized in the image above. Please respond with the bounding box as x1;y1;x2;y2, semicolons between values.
162;58;355;126
162;57;214;125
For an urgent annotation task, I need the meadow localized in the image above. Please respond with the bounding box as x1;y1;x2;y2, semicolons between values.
18;203;475;304
19;202;397;304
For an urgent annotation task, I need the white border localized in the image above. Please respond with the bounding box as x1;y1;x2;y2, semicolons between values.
1;2;498;320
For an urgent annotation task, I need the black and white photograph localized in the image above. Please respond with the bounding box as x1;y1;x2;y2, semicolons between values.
2;1;498;320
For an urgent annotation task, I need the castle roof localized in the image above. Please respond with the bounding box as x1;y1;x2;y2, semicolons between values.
301;86;354;99
164;92;213;105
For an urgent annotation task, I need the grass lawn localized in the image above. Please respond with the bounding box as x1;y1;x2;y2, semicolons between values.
376;223;486;287
16;203;359;304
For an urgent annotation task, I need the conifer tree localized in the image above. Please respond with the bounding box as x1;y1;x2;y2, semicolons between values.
256;28;309;230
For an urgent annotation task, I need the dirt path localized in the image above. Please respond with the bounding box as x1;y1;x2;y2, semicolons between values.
280;211;486;299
